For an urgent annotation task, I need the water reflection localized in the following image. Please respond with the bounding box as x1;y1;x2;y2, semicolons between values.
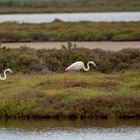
0;119;140;140
0;119;140;130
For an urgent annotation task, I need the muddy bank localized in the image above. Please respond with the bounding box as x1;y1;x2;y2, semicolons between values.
2;41;140;51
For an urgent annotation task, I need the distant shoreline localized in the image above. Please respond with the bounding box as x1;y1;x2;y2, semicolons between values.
0;0;140;14
0;11;140;15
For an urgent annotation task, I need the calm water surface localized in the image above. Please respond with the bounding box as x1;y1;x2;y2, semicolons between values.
0;12;140;23
2;41;140;51
0;119;140;140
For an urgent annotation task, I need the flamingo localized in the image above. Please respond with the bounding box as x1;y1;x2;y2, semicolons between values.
0;68;13;80
65;61;96;72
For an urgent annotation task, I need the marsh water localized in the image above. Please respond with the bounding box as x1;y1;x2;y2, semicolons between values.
0;119;140;140
2;41;140;51
0;12;140;23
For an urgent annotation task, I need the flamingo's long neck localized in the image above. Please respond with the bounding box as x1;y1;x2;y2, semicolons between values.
0;70;7;80
83;62;90;71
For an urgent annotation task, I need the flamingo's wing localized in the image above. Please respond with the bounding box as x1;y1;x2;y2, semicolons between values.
65;61;83;71
65;63;76;71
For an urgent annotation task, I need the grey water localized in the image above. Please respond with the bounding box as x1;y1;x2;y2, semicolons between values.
0;12;140;23
0;119;140;140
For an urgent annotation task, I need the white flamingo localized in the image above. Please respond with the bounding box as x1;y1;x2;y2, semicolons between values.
0;68;13;80
65;61;96;72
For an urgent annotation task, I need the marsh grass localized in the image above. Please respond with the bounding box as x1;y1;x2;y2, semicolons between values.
0;70;139;118
0;21;140;42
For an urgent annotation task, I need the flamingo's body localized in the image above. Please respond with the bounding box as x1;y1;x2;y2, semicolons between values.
0;68;12;80
65;61;96;72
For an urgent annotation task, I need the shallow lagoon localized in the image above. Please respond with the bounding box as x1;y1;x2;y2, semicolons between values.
0;119;140;140
0;12;140;23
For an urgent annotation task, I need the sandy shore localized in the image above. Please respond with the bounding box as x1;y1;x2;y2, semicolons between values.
1;41;140;51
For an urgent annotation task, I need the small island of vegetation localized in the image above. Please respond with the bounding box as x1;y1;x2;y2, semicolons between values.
0;21;140;42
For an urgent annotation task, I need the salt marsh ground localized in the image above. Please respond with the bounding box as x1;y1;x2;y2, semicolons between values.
0;70;139;119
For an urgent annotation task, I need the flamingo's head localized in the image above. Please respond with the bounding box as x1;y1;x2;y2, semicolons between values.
89;61;96;67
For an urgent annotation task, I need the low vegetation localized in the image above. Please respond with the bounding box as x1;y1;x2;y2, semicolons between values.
0;70;139;119
0;44;139;119
0;0;139;13
0;21;140;42
0;43;140;73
